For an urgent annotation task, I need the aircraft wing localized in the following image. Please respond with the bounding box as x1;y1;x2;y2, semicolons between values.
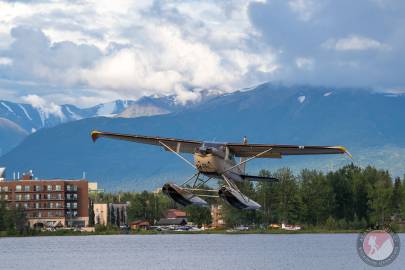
226;143;351;158
91;130;202;153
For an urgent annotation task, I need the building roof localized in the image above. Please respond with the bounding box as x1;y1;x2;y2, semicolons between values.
156;218;187;226
130;220;150;226
166;209;187;218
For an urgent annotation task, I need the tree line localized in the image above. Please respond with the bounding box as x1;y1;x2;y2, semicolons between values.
1;164;402;233
0;201;28;234
94;164;405;230
222;164;405;229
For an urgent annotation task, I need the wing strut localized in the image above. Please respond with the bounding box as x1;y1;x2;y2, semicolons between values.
158;141;197;169
220;147;273;175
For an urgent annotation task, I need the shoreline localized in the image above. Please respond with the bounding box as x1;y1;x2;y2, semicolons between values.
0;228;377;237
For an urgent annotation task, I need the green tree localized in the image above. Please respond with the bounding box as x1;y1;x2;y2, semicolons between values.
88;199;95;226
127;191;172;224
299;169;333;226
368;169;393;226
327;164;356;222
256;169;279;225
13;206;27;234
186;205;212;226
274;168;301;224
352;170;371;224
391;177;402;220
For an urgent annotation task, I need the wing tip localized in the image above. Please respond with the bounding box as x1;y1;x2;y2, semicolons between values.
91;130;101;142
335;146;352;159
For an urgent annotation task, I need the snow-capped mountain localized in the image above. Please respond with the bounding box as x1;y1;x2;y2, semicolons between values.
0;91;221;155
2;83;405;191
0;99;132;135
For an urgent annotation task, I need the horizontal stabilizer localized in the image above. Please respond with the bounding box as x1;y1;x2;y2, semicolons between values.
241;174;279;182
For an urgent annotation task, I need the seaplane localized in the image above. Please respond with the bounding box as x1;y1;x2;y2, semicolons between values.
91;131;351;210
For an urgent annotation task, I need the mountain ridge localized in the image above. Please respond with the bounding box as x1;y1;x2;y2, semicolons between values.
0;91;220;155
1;83;404;191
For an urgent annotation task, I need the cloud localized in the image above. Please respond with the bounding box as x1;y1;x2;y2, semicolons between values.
295;57;314;70
322;35;389;51
21;94;64;118
0;57;12;65
249;0;405;88
0;0;278;105
0;0;404;105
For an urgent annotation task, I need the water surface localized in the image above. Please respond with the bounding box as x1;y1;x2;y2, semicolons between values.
0;234;403;270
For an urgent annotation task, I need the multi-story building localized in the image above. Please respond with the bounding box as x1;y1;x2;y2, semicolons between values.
109;203;128;226
88;182;104;194
94;203;108;226
0;174;89;228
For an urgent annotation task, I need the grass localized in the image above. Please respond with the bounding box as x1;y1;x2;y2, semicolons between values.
0;228;367;237
2;226;404;237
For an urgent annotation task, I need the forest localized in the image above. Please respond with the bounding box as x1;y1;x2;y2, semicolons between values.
94;164;405;230
1;164;404;234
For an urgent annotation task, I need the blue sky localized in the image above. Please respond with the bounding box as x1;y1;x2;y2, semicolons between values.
0;0;404;107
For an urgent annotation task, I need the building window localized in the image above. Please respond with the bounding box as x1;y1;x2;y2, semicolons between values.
34;185;42;192
73;194;78;200
4;194;8;200
47;194;51;200
50;202;54;209
72;185;77;191
55;202;61;208
66;202;71;208
23;186;30;192
15;203;19;208
23;203;28;209
73;202;78;209
55;185;61;191
66;185;71;192
24;194;30;200
47;185;52;191
57;194;62;200
35;194;40;200
16;185;22;192
35;203;40;209
3;186;8;192
16;194;22;201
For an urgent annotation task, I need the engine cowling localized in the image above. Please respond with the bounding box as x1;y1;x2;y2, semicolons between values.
162;183;208;207
218;186;261;210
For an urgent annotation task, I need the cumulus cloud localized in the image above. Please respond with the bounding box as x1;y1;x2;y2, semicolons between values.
0;57;12;65
0;0;404;105
0;0;279;105
295;57;314;70
322;35;389;51
21;94;64;118
249;0;405;88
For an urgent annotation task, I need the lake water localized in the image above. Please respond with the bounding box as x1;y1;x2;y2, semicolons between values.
0;234;403;270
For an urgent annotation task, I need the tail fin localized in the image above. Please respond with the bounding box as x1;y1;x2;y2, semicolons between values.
239;136;248;173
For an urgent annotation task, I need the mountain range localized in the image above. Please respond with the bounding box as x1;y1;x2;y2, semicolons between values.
0;83;404;191
0;91;217;155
